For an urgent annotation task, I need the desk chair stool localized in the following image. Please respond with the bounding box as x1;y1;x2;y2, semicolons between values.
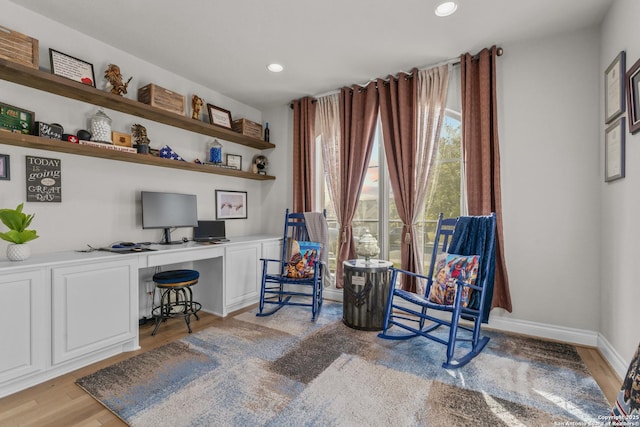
151;269;201;336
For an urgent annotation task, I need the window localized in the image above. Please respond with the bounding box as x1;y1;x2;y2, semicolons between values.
320;111;461;286
319;70;462;286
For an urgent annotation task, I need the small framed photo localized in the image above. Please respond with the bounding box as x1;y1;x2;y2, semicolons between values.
216;190;247;220
207;104;232;128
49;48;96;87
226;154;242;170
605;117;625;182
0;154;9;180
0;101;34;135
605;51;625;124
626;56;640;134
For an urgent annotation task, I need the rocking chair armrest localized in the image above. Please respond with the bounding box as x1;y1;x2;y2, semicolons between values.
260;258;283;263
454;279;482;292
389;267;430;281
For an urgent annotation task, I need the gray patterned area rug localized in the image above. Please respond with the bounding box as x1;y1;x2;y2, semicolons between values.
76;302;611;426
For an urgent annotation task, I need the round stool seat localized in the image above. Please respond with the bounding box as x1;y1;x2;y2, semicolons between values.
153;269;199;285
151;269;201;336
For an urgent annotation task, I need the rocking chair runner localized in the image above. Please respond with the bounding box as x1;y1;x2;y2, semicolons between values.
257;209;325;320
378;212;497;369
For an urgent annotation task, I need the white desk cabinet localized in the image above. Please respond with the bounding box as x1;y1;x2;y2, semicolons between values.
224;242;262;313
0;234;279;398
51;258;138;365
0;269;47;386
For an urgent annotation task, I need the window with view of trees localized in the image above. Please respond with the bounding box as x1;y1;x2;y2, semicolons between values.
319;110;462;286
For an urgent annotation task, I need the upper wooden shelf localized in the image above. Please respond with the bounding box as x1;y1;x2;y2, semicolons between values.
0;131;275;180
0;58;276;150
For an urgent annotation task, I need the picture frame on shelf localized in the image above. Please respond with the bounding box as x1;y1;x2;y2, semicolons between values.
216;190;247;220
605;51;625;124
226;154;242;170
605;117;625;183
0;154;9;180
626;56;640;134
49;49;96;87
207;104;232;128
0;101;34;135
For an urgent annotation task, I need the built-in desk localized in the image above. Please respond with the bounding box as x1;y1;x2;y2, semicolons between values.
0;234;281;398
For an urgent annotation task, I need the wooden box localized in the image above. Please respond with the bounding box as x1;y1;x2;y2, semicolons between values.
112;131;132;147
0;25;39;69
138;83;185;116
232;118;262;140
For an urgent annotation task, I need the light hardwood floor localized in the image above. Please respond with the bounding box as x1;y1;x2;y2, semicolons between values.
0;307;622;427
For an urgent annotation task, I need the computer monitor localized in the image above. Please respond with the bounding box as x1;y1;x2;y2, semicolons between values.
141;191;198;244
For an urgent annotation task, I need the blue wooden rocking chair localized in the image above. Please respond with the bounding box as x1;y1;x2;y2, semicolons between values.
257;209;325;320
378;212;497;368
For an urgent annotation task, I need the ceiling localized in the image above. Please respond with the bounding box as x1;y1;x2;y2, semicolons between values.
13;0;612;110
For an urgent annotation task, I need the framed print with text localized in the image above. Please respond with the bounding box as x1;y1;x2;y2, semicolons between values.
605;51;625;124
207;104;232;128
226;154;242;170
49;49;96;87
605;117;625;182
215;190;247;219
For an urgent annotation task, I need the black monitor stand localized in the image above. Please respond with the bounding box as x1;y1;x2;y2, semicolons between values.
161;228;184;245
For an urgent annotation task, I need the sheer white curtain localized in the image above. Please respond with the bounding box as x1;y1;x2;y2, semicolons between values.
315;93;342;228
315;93;341;286
414;64;450;293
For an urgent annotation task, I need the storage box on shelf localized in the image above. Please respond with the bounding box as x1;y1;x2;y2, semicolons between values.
138;83;186;116
232;118;262;140
0;25;38;70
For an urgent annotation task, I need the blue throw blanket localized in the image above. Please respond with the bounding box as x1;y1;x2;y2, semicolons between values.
447;214;496;323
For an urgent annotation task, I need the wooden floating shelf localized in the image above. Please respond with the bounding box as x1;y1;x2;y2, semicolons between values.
0;58;276;150
0;132;275;181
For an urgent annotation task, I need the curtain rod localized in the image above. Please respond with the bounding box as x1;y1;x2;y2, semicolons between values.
290;47;504;108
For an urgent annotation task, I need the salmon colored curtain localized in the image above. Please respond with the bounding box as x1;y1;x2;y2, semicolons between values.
292;97;316;212
460;46;512;313
335;84;379;288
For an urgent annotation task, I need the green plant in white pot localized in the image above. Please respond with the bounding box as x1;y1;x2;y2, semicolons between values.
0;203;39;261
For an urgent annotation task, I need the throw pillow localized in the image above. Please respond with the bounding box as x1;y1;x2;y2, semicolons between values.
286;240;322;278
610;340;640;423
428;253;480;306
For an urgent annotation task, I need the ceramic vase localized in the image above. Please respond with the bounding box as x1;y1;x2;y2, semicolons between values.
7;243;31;261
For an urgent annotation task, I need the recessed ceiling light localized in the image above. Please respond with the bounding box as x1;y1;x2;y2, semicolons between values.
267;63;284;73
435;1;457;17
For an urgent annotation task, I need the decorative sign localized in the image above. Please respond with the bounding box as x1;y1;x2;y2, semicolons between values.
49;49;95;87
26;156;62;202
0;101;34;134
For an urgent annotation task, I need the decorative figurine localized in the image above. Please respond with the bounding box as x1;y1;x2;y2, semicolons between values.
131;123;150;154
252;155;268;175
191;95;204;120
104;64;132;96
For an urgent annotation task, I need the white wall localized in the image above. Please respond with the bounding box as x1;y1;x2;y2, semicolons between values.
0;1;287;254
494;27;602;333
599;0;640;369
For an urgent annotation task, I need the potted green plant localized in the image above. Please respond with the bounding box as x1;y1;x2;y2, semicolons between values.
0;203;39;261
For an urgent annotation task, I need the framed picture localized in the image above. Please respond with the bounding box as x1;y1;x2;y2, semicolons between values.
626;57;640;134
207;104;232;128
226;154;242;170
0;154;9;180
0;101;34;135
216;190;247;219
49;48;96;87
605;117;625;182
605;51;625;124
26;155;62;202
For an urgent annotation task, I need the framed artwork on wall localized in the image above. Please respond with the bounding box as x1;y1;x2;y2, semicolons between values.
626;56;640;134
605;117;625;183
0;154;9;180
215;190;247;219
605;51;625;124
